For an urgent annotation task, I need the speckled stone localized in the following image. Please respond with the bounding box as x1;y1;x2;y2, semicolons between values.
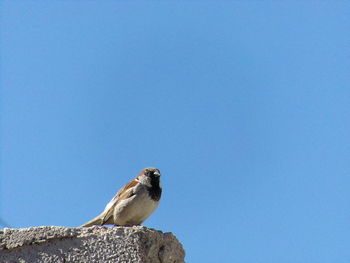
0;226;185;263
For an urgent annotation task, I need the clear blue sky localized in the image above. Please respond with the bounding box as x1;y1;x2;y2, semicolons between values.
1;1;349;262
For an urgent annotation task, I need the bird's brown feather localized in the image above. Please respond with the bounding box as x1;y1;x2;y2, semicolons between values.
100;179;138;224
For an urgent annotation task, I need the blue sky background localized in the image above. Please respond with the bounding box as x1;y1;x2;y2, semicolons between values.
1;1;349;262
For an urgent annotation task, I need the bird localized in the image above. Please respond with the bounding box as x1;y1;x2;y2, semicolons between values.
81;167;162;227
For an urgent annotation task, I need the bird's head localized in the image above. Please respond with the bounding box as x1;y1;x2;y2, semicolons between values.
137;167;161;187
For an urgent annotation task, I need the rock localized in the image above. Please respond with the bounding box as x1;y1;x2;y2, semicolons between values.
0;226;185;263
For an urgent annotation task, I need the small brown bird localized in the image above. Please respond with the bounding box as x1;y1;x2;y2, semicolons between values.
81;167;162;227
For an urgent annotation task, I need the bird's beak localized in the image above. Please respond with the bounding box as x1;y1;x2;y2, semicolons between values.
153;170;161;177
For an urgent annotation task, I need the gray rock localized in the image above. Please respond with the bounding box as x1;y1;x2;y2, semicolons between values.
0;226;185;263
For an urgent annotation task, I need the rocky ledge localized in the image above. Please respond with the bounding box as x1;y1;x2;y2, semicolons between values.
0;226;185;263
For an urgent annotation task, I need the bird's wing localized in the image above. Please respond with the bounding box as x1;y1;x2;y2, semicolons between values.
101;180;138;224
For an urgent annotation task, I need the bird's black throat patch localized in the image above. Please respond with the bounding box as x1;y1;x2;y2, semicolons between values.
148;176;162;201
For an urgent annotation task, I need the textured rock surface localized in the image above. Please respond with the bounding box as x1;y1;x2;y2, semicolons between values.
0;226;185;263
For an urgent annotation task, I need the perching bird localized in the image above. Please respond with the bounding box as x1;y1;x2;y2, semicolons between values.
81;167;162;227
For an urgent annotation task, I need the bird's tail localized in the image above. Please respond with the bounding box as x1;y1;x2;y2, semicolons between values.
80;215;104;227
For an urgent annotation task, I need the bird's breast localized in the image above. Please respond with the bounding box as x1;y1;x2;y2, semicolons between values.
113;187;160;226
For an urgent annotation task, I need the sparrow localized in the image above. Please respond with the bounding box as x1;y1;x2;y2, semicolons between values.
81;167;162;227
